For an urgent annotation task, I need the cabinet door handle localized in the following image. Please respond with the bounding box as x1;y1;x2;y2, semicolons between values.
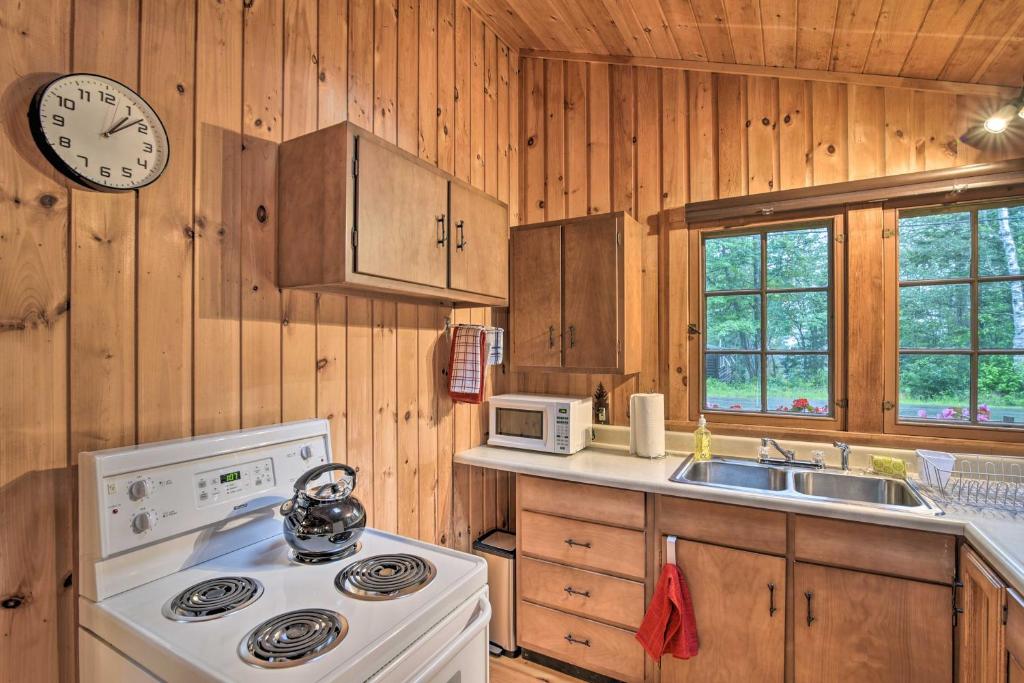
455;220;467;251
436;214;447;246
768;583;777;617
564;634;591;647
564;586;591;599
564;538;591;549
568;324;576;348
548;325;555;348
804;591;815;626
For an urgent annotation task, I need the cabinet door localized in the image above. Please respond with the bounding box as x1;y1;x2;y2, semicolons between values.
662;540;785;683
353;134;448;288
510;225;561;368
958;545;1006;683
449;181;508;298
563;216;620;370
794;562;952;683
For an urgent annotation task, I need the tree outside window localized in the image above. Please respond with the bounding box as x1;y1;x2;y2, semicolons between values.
896;203;1024;427
702;223;833;417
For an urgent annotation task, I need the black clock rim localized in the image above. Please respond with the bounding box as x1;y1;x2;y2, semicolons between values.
28;72;171;193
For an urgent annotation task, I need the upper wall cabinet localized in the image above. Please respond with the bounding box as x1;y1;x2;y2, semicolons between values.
278;122;508;306
510;212;641;374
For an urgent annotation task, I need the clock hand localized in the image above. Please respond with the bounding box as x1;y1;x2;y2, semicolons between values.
106;117;144;136
102;115;130;137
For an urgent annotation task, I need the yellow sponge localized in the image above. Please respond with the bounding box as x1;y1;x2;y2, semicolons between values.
871;455;908;479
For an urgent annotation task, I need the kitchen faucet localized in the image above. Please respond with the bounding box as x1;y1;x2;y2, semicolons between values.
757;437;824;469
833;441;851;471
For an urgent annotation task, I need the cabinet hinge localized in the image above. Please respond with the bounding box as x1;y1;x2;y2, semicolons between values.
351;227;359;248
352;157;359;177
882;400;895;411
835;398;849;409
1004;602;1009;625
882;228;896;239
616;230;623;246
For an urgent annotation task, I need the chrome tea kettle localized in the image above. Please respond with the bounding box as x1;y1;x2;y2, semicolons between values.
280;463;366;563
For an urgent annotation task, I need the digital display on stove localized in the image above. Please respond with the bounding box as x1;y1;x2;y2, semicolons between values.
220;471;241;483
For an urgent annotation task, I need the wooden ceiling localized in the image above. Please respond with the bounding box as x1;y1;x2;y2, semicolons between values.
469;0;1024;88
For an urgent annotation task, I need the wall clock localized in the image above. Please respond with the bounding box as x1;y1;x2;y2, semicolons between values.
28;73;169;192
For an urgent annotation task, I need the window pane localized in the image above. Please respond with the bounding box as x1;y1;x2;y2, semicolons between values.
979;206;1024;277
706;295;761;350
767;292;829;351
980;281;1024;350
705;234;760;291
767;227;829;288
978;355;1024;427
705;354;762;412
898;211;971;281
899;284;971;349
898;354;970;423
767;355;830;415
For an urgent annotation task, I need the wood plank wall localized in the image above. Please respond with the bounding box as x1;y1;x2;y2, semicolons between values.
0;1;518;679
512;57;1022;425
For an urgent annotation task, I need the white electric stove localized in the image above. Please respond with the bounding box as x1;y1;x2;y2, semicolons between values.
77;420;490;682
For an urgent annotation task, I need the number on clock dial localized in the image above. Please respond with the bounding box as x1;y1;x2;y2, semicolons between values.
34;75;168;191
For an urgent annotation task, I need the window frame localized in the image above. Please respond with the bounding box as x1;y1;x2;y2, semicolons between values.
687;215;847;430
883;200;1024;442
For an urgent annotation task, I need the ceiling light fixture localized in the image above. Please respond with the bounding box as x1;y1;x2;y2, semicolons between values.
960;83;1024;150
983;102;1022;134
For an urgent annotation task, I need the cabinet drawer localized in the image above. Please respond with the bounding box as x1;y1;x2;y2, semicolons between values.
658;495;787;556
520;557;645;629
519;475;645;529
794;515;955;584
520;510;646;579
519;602;645;683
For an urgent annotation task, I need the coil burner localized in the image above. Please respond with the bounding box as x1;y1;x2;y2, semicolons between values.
162;577;264;622
335;553;437;600
239;608;348;669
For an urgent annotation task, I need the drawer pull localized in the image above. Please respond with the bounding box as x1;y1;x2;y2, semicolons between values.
563;586;591;599
768;582;777;617
805;591;815;627
564;633;591;647
564;538;592;549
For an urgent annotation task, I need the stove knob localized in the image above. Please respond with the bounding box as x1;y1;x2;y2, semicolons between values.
128;479;153;501
131;511;156;534
300;445;313;460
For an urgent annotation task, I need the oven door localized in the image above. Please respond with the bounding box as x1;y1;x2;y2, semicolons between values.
369;589;491;683
488;402;553;452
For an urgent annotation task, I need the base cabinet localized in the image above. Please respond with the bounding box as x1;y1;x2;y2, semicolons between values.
794;562;952;682
661;540;785;683
958;545;1007;683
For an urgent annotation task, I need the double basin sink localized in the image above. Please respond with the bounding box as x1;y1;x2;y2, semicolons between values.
670;456;939;514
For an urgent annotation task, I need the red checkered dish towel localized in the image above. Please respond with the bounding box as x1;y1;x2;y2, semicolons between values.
448;325;488;404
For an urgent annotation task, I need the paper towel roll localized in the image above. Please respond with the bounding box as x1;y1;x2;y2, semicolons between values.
629;393;666;459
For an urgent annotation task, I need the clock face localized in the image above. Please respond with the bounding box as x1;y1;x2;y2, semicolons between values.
29;74;169;191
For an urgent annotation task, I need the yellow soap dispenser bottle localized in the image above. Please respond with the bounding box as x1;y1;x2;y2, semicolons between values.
693;414;712;461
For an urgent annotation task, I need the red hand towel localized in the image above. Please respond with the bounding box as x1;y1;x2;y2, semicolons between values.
635;562;699;660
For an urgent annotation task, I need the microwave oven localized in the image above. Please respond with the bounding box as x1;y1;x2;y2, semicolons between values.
488;394;593;455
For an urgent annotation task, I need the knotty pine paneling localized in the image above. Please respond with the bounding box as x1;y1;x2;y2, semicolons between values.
514;57;1023;424
0;1;517;678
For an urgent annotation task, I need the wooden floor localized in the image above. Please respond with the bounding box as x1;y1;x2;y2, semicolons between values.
490;654;580;682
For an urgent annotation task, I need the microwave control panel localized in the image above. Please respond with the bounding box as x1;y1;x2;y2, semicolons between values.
553;406;571;452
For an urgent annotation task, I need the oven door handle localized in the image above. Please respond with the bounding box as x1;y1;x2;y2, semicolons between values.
407;595;492;683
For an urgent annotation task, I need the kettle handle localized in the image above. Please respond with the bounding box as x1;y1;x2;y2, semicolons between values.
294;463;357;494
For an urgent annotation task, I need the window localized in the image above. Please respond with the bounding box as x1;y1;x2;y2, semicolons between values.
701;221;835;418
895;202;1024;429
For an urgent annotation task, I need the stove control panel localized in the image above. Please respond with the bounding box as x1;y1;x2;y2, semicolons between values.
193;458;275;508
96;436;329;556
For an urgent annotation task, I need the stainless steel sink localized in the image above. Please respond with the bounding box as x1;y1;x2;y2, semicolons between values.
676;459;788;491
792;470;923;507
669;456;939;514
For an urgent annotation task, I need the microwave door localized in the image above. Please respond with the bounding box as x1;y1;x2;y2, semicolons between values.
492;406;551;451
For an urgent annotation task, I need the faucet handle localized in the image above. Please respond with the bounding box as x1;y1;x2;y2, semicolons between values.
832;440;848;449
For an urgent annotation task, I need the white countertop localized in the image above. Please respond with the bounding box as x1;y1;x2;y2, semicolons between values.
455;443;1024;595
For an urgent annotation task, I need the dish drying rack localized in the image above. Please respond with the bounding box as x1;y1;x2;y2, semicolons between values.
916;452;1024;512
